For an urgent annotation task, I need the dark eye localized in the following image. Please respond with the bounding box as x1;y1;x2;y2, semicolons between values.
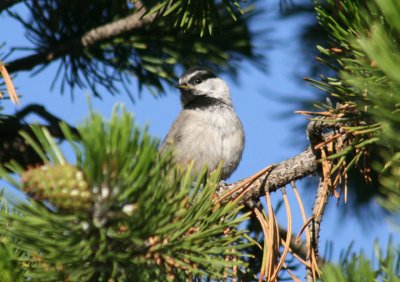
194;78;202;84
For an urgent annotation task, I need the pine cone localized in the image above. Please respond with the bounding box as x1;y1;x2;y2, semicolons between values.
21;164;92;211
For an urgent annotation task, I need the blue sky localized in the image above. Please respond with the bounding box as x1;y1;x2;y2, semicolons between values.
1;0;398;273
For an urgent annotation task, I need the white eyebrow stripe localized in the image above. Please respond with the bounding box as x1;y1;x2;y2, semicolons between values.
184;70;203;82
182;70;209;84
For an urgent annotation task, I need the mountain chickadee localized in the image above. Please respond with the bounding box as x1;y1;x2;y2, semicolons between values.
160;68;244;180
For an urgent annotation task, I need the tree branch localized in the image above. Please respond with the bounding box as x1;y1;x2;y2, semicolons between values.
306;119;333;281
217;119;335;281
0;0;22;11
217;147;318;205
6;2;155;73
307;176;328;282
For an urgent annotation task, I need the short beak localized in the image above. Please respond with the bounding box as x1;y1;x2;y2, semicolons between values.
175;84;192;89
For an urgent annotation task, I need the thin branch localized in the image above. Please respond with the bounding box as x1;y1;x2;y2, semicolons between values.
306;177;327;282
6;2;155;73
305;119;333;282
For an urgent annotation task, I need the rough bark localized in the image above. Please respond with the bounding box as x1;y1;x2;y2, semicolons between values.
306;119;333;282
307;177;328;282
217;147;318;204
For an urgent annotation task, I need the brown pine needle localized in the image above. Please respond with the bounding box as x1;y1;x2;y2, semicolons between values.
265;192;278;281
295;110;332;116
315;149;331;219
291;182;319;279
283;263;302;282
314;193;328;226
314;178;330;223
280;240;311;267
295;216;314;245
271;188;292;280
311;250;322;276
332;172;342;199
314;132;344;150
232;251;237;282
218;164;274;204
253;207;269;282
0;63;20;105
291;182;312;247
272;208;281;277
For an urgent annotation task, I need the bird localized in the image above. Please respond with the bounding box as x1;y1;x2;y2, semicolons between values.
159;67;244;180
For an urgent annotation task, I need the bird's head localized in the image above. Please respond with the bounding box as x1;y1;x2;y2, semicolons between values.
177;68;232;107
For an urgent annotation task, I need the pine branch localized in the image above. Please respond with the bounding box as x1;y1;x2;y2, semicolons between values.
0;108;252;280
307;177;328;282
0;0;22;11
217;148;318;204
306;119;331;282
217;120;333;281
6;2;155;73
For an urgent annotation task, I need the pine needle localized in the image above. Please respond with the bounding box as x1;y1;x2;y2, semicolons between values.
0;62;20;105
218;164;274;204
270;188;292;280
295;216;314;245
283;263;302;282
253;207;269;281
265;192;278;281
314;132;345;150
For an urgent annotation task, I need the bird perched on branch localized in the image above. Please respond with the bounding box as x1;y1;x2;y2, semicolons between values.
160;67;244;180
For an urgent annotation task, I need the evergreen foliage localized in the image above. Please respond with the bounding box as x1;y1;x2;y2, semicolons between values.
0;107;250;281
0;0;399;280
321;240;400;282
312;0;400;217
7;0;263;98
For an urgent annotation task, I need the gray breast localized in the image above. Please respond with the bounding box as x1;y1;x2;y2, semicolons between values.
162;106;244;180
